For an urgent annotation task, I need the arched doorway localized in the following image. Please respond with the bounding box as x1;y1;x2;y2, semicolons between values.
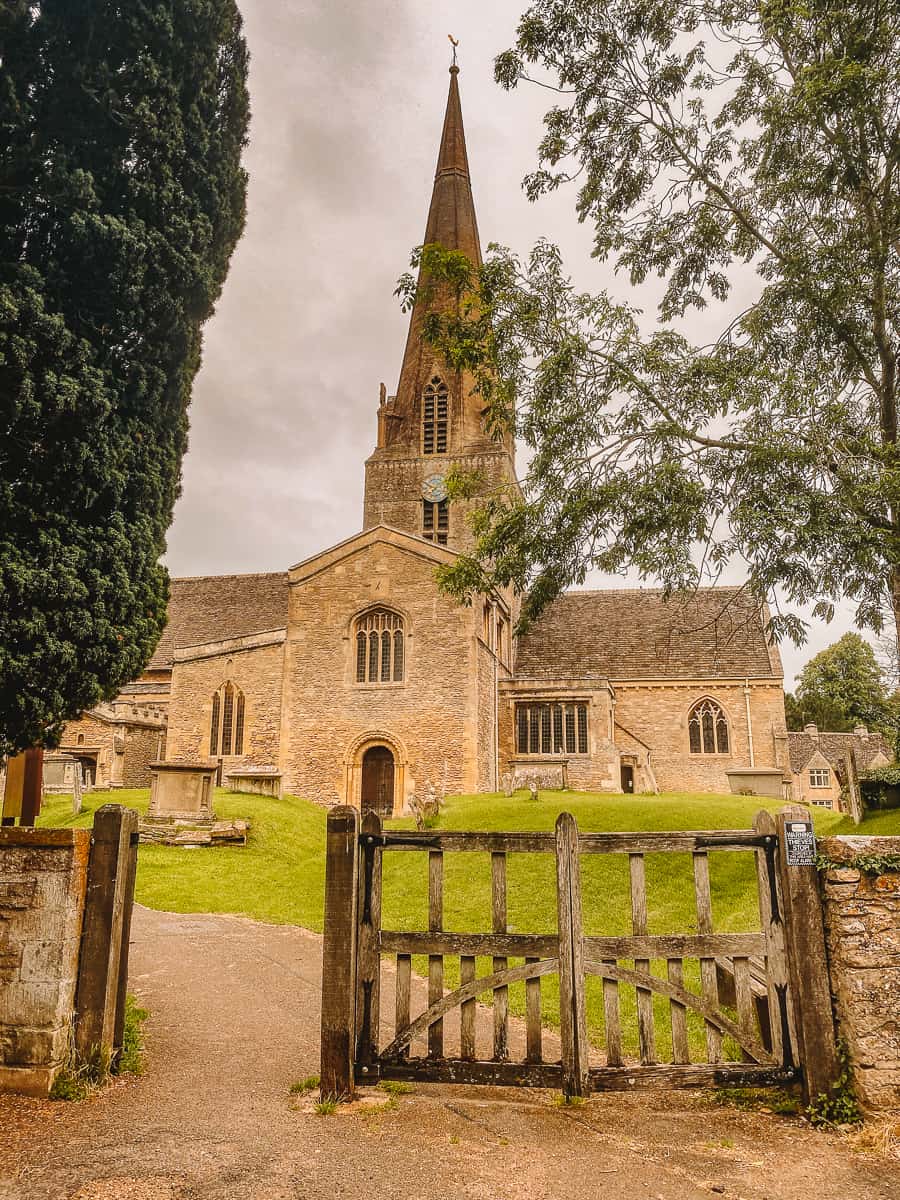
361;746;395;817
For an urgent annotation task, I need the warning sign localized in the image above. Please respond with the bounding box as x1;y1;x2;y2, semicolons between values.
785;819;816;867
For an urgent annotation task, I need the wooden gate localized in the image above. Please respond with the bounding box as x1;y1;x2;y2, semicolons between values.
320;807;838;1102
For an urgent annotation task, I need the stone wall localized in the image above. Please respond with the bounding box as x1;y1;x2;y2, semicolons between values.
0;828;90;1096
281;536;483;808
166;631;286;776
497;681;619;793
121;723;166;788
613;679;787;793
818;836;900;1111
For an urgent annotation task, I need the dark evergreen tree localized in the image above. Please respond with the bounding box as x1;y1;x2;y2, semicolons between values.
0;2;249;754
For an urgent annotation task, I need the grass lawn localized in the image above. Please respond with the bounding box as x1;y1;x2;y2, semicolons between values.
38;787;898;1060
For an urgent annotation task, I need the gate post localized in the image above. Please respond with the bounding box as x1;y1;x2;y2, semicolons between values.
555;812;589;1098
355;810;382;1080
320;805;360;1102
75;805;139;1062
775;806;840;1104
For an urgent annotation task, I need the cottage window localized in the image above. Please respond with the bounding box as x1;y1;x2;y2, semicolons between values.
688;698;729;754
515;702;589;755
355;609;404;683
209;682;245;756
809;768;830;788
422;376;449;454
422;498;449;545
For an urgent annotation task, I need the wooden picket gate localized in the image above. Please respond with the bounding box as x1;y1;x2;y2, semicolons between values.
320;806;838;1102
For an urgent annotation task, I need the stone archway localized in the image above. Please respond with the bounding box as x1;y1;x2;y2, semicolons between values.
344;731;411;818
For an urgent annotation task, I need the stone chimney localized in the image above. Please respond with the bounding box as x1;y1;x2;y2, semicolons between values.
853;724;869;740
803;723;819;740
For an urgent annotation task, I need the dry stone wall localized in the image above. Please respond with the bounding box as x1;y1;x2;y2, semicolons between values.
818;836;900;1111
0;828;90;1096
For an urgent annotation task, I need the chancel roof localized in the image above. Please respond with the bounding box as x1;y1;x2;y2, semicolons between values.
514;587;781;681
148;572;289;669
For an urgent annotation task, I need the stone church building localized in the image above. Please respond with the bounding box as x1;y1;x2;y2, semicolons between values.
66;66;790;814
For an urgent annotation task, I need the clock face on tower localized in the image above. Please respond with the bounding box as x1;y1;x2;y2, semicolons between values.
421;473;448;503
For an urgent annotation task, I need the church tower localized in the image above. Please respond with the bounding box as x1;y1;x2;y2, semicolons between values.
363;65;517;552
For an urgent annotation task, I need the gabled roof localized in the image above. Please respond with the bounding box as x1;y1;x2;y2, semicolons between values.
289;524;456;584
514;587;781;681
148;572;289;669
787;730;892;773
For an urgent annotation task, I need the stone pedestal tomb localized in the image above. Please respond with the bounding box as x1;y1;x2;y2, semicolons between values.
147;761;216;823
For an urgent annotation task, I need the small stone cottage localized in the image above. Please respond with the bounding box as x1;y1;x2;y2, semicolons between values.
788;724;891;809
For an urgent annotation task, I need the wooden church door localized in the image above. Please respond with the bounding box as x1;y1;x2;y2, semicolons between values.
361;746;395;817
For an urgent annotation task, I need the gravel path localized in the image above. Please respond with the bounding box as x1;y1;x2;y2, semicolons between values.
0;905;895;1200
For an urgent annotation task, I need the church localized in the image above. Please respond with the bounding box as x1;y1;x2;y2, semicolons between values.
61;66;790;813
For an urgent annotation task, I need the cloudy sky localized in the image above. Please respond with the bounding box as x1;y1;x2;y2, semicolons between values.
165;0;862;686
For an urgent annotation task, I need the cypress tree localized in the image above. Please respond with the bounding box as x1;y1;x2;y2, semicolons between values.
0;2;250;754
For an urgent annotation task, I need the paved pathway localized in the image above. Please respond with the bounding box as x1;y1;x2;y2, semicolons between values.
0;906;896;1200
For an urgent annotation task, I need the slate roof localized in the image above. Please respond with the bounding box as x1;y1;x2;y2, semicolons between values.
514;587;781;680
787;730;892;773
148;572;290;669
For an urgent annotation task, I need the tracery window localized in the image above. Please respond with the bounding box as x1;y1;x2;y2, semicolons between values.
355;609;405;683
422;499;449;545
422;376;449;454
515;702;589;755
688;698;729;755
209;682;245;756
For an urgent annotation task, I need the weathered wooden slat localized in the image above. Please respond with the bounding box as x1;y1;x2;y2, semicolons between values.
732;956;756;1063
491;851;509;1062
378;930;764;959
379;1058;564;1088
556;812;589;1097
587;1062;800;1092
355;810;382;1074
602;960;623;1067
693;850;722;1064
380;959;560;1060
630;853;656;1066
395;953;411;1060
428;849;443;1060
379;830;767;854
524;956;542;1064
582;959;775;1065
715;954;773;1054
460;955;476;1060
753;810;792;1066
320;806;360;1101
667;958;689;1065
775;806;840;1102
375;1059;797;1092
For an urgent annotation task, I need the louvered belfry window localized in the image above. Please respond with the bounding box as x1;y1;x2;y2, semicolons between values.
688;699;729;754
515;702;589;755
355;609;404;683
423;499;449;545
422;376;449;454
209;682;245;756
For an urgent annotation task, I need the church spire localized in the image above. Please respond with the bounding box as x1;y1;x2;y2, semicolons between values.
384;63;483;450
363;60;517;550
421;63;482;265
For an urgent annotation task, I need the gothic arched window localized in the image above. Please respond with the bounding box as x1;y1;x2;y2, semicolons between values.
688;698;729;755
355;609;404;683
422;376;449;454
209;682;246;756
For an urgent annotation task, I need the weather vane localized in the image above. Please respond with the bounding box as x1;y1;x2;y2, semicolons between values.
448;34;459;68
